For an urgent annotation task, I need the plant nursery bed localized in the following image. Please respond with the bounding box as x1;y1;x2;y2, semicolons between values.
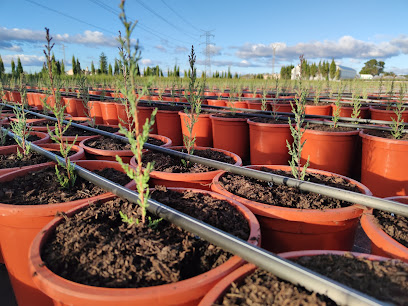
2;134;41;146
373;209;408;248
220;253;408;305
250;117;289;124
41;189;250;288
218;168;360;209
84;135;164;150
365;129;408;140
62;126;100;137
0;167;130;205
142;148;235;173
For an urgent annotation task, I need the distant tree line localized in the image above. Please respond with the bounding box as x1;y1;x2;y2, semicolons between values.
280;59;340;80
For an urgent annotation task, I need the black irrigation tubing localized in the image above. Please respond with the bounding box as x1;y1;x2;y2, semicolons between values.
3;102;408;219
3;129;388;306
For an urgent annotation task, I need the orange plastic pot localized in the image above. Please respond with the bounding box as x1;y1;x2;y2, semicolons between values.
246;100;269;110
89;90;102;96
211;165;371;253
269;102;293;114
45;95;64;109
370;106;408;122
0;160;135;306
360;130;408;197
80;134;172;162
361;196;408;262
100;102;119;125
87;101;104;124
130;146;242;191
27;92;36;106
225;100;248;109
0;143;85;176
63;97;87;117
10;91;21;103
207;99;226;107
210;114;249;160
300;127;360;177
156;109;183;146
179;112;213;147
115;103;132;130
247;119;292;165
32;93;47;110
28;188;261;306
136;106;158;134
305;104;332;117
198;250;388;305
332;105;370;119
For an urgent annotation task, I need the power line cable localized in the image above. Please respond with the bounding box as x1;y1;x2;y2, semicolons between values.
134;0;199;41
160;0;201;33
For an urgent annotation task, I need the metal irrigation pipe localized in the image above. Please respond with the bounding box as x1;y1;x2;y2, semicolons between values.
3;102;408;218
3;129;388;306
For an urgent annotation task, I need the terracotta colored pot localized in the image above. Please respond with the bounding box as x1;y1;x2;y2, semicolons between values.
10;91;21;103
46;95;64;109
89;90;102;96
1;131;50;151
136;106;158;134
87;101;104;124
300;127;360;177
156;109;183;146
305;104;332;117
0;143;85;176
100;102;119;125
80;134;172;163
246;100;269;110
114;103;133;130
32;93;47;111
130;146;242;191
211;165;371;253
27;92;36;106
63;97;87;117
0;160;135;306
361;196;408;262
210;114;249;160
207;99;226;107
370;106;408;122
269;102;293;114
28;188;261;306
179;112;213;147
225;100;248;109
360;130;408;197
332;104;370;119
247;119;292;165
199;250;388;306
26;118;56;132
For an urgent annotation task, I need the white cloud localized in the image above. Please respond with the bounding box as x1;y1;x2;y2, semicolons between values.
141;59;152;65
205;44;222;56
2;54;45;66
154;45;167;53
174;46;188;53
197;59;260;68
235;36;404;61
0;27;119;48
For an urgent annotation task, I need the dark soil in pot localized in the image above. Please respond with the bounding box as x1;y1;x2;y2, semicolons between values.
365;130;408;140
2;134;41;146
0;150;76;169
218;168;361;209
305;124;357;132
221;253;408;305
373;209;408;248
0;167;130;205
142;148;235;173
62;126;100;137
250;118;289;124
41;188;250;288
84;135;165;150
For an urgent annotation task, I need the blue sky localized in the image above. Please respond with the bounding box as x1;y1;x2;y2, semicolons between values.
1;0;408;76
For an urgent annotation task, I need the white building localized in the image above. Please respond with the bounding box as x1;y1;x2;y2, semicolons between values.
291;64;357;80
360;74;374;80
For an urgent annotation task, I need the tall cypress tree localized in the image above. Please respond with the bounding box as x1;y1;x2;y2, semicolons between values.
108;63;113;76
0;55;4;77
136;63;140;76
61;60;65;74
72;55;77;75
329;59;337;80
16;57;23;77
114;59;120;75
99;52;108;74
76;58;81;74
91;61;95;75
11;59;16;78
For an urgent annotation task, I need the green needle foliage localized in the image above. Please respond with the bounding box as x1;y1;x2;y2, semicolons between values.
391;85;406;140
43;27;77;189
286;55;310;181
182;45;204;158
10;74;32;158
332;82;344;128
0;81;9;145
116;0;159;226
351;91;362;123
77;75;95;127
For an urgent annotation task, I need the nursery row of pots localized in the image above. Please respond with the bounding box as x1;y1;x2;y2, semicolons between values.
1;144;407;305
